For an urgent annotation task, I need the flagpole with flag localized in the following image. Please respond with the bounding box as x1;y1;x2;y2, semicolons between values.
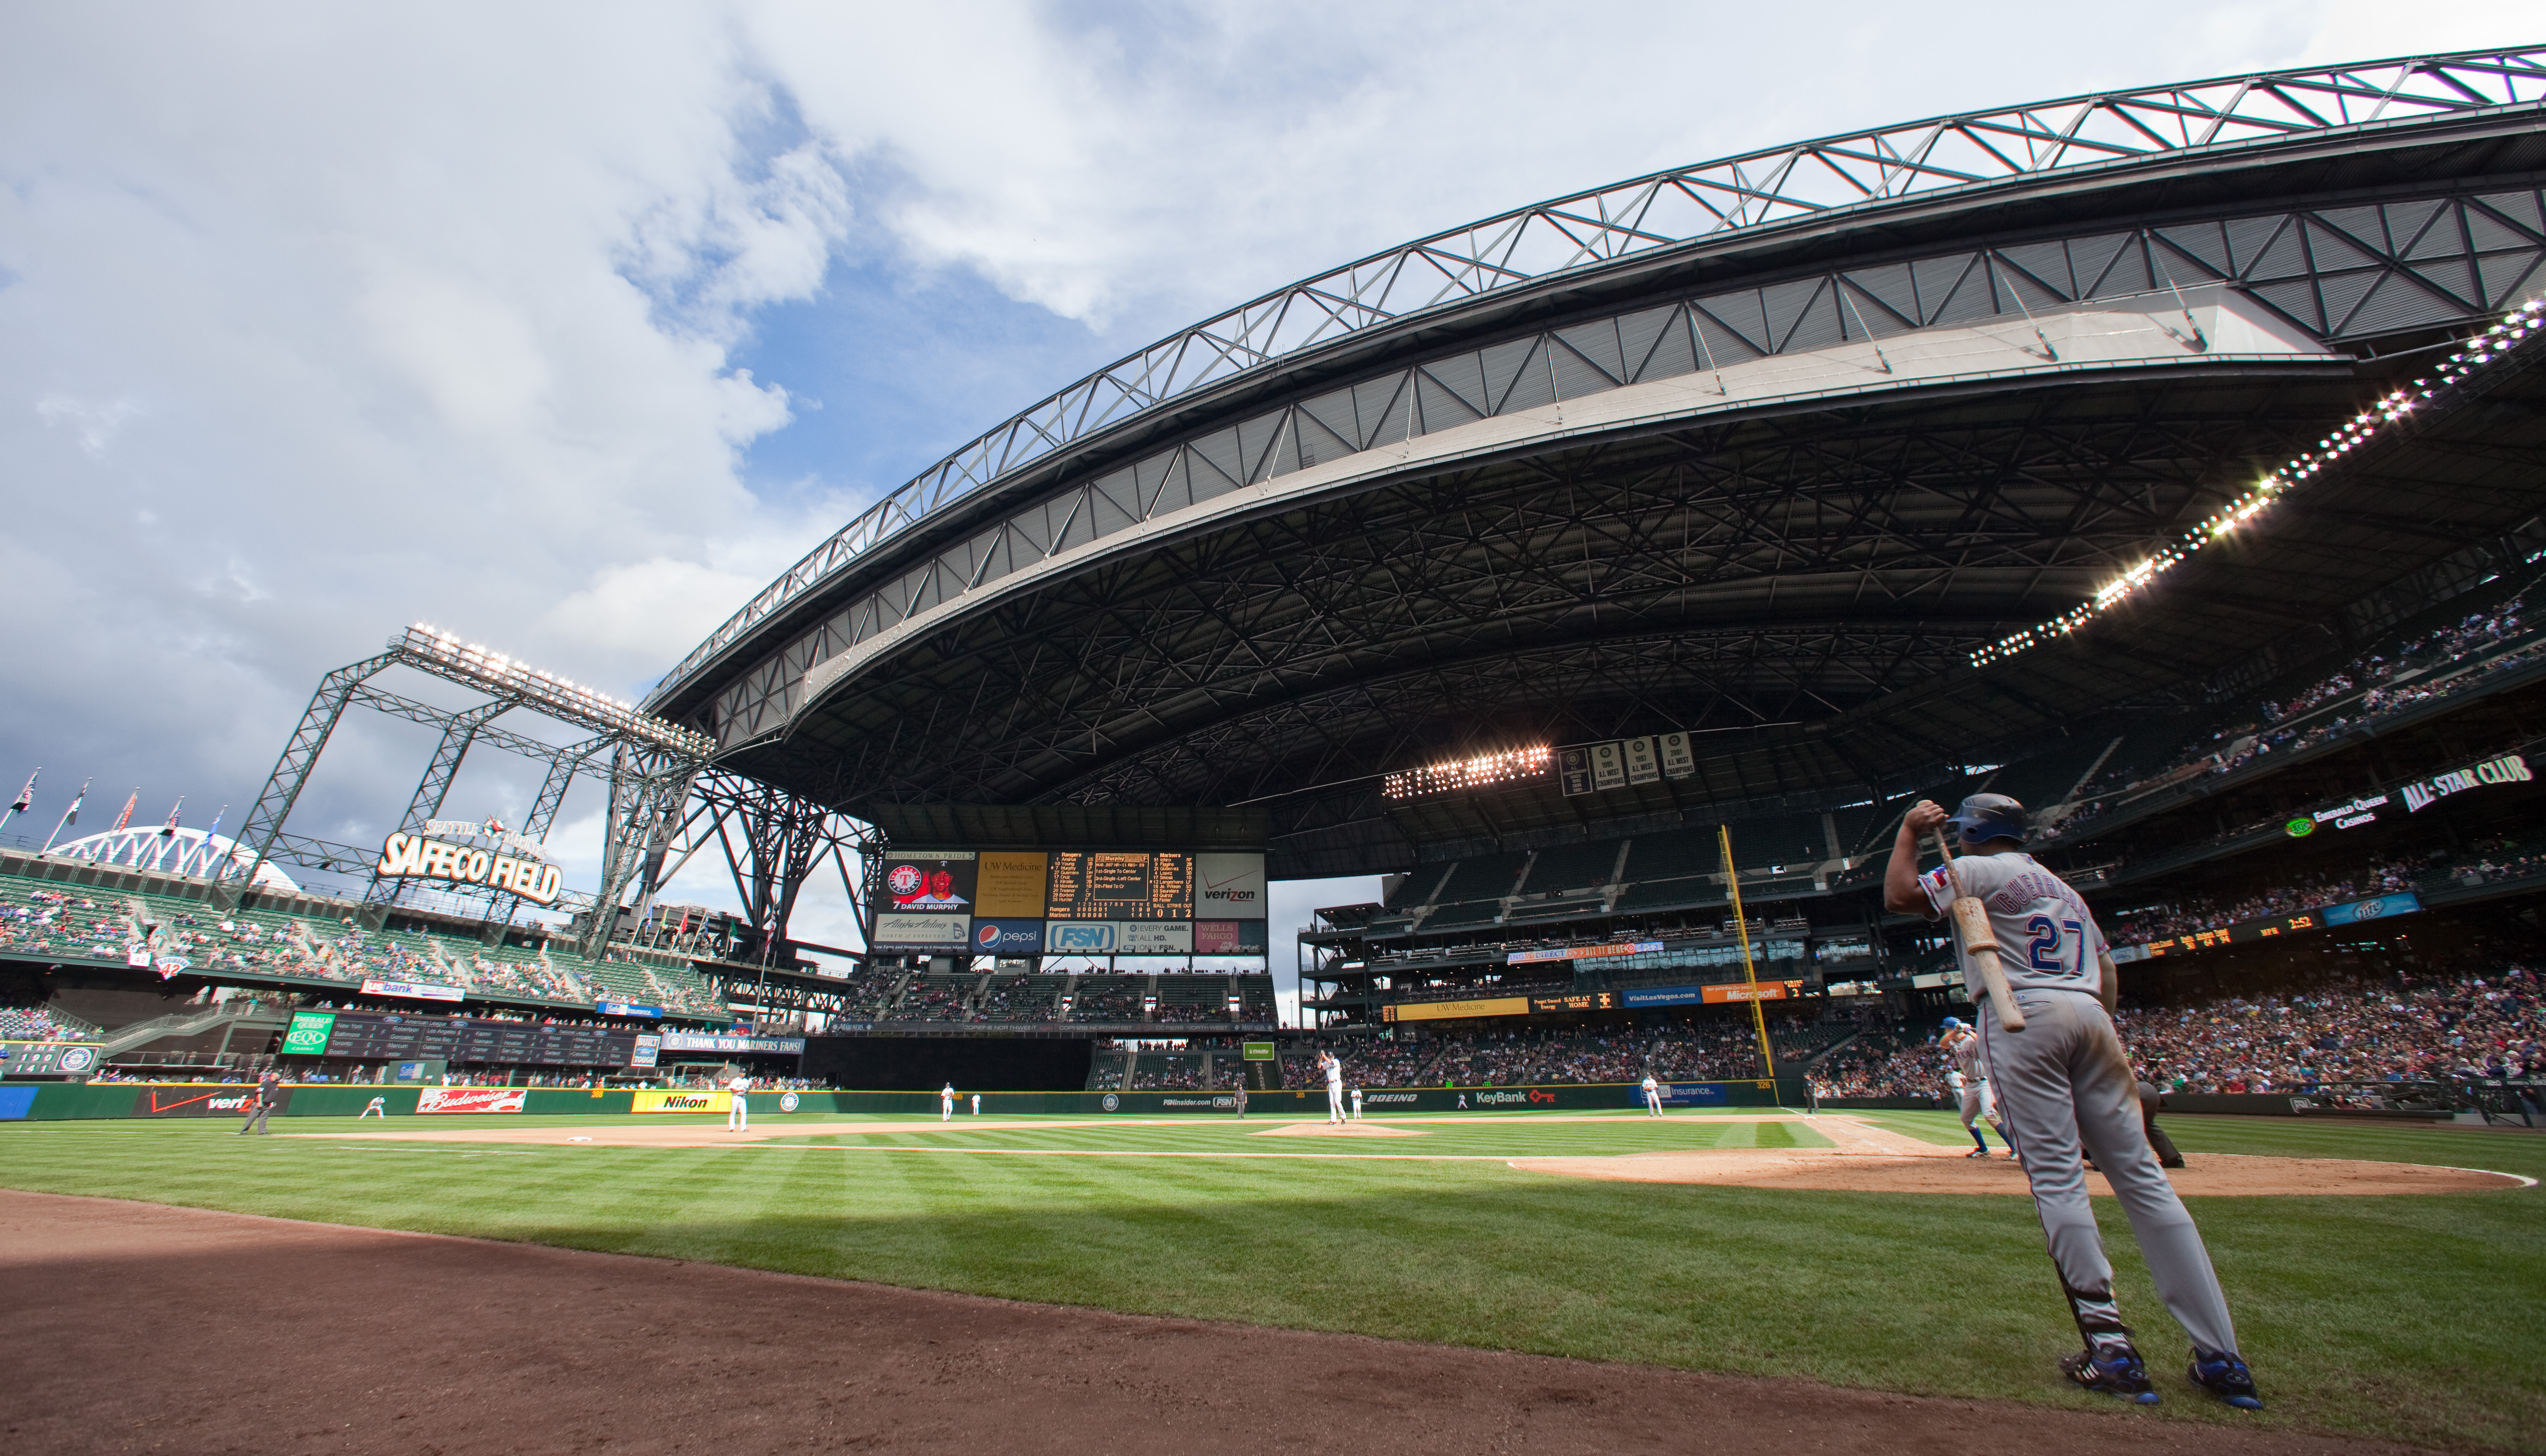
42;779;89;853
158;797;184;836
111;790;137;834
0;768;34;838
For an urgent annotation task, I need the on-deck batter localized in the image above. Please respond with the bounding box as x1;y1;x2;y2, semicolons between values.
1887;793;2263;1412
1938;1018;2008;1157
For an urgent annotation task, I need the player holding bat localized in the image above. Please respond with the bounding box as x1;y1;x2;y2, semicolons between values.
1885;794;2262;1411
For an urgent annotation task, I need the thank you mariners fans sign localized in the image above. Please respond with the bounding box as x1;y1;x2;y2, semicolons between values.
374;829;565;904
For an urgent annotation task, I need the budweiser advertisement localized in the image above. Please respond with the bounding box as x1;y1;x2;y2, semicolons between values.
415;1087;527;1114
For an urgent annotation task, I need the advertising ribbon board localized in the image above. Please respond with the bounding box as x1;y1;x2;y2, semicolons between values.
2122;891;2425;959
360;979;467;1002
0;1042;101;1076
656;1032;807;1056
281;1010;337;1056
1241;1041;1276;1061
632;1089;732;1113
1382;996;1531;1023
630;1034;661;1069
416;1087;526;1114
596;1001;661;1018
1509;940;1661;966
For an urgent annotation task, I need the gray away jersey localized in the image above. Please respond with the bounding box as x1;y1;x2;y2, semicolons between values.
1918;852;2109;1001
1949;1034;1986;1080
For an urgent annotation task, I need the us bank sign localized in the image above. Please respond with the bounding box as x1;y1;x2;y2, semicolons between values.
374;832;565;904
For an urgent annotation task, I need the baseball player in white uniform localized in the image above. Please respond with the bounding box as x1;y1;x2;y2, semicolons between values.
971;1092;981;1116
1350;1086;1363;1121
1318;1050;1346;1125
727;1073;751;1131
1640;1072;1664;1116
940;1081;956;1122
1939;1018;2008;1157
1888;794;2262;1412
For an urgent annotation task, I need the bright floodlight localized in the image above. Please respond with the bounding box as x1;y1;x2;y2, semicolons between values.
1384;745;1553;799
404;625;717;758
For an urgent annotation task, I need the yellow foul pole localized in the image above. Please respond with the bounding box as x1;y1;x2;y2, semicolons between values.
1717;824;1777;1076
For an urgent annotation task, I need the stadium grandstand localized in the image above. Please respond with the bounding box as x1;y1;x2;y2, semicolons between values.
8;48;2546;1116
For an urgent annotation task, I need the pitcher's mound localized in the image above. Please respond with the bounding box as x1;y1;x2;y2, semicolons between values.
1251;1121;1427;1137
1510;1149;2529;1195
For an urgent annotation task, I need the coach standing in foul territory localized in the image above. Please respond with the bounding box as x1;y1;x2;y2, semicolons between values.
1887;794;2262;1411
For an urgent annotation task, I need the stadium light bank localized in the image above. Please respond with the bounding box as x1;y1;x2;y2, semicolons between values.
1970;296;2546;669
1384;745;1553;800
402;625;717;759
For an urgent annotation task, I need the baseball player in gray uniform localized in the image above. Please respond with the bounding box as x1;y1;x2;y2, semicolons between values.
1887;794;2261;1411
1938;1018;2008;1157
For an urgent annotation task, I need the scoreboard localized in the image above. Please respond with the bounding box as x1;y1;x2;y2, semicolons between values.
295;1010;639;1067
872;846;1266;954
1043;851;1194;919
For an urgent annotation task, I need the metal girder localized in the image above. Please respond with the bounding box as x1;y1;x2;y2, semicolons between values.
358;698;516;925
655;48;2546;707
219;650;399;909
689;774;876;961
583;746;698;959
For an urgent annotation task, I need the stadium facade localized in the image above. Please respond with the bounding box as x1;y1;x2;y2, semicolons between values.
8;49;2546;1103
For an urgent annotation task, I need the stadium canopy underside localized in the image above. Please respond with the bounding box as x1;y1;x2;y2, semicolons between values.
648;50;2546;880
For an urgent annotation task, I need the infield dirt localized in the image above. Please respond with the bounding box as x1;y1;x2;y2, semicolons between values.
0;1188;2448;1455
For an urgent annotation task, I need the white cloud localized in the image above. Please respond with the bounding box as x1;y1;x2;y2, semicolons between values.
34;392;142;456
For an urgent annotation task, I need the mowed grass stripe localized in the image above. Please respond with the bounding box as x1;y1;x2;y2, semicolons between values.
1;1116;2537;1449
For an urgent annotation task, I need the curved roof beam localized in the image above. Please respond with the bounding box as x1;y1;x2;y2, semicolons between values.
649;46;2546;704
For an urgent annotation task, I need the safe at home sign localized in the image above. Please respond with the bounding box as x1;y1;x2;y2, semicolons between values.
374;832;565;904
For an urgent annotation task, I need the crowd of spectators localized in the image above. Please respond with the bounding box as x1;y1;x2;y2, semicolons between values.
1811;962;2542;1099
1297;1020;1803;1088
0;1005;96;1041
2105;853;2439;946
2045;595;2543;841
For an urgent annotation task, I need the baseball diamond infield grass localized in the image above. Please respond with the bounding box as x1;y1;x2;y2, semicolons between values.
2;1110;2540;1450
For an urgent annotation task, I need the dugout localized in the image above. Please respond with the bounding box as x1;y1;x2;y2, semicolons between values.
804;1034;1096;1091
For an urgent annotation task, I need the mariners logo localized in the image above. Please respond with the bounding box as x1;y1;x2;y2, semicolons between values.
1100;1093;1120;1112
779;1092;800;1112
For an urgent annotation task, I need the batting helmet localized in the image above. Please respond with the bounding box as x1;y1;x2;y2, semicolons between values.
1948;792;2029;846
1940;1017;1964;1030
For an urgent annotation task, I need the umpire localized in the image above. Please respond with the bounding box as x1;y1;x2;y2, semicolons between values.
237;1066;282;1135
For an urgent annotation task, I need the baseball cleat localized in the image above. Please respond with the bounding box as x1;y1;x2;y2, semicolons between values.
1966;1146;1991;1158
2188;1351;2264;1410
2062;1346;2159;1403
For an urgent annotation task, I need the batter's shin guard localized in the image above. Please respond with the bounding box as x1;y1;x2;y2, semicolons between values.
2062;1280;2135;1356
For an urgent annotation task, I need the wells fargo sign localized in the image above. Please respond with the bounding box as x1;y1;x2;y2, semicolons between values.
375;832;564;904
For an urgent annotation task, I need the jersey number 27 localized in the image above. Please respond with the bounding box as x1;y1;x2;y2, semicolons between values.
2025;916;2087;978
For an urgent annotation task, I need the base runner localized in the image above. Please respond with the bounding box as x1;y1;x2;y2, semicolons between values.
1887;794;2262;1411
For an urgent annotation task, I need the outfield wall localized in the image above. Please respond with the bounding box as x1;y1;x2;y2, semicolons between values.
0;1077;1793;1121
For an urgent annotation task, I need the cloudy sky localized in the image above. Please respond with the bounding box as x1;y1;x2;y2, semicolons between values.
1;2;2533;996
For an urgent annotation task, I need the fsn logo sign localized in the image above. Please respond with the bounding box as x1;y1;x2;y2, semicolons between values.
1048;922;1117;953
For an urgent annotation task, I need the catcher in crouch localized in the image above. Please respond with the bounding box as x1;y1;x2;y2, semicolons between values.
1885;793;2262;1411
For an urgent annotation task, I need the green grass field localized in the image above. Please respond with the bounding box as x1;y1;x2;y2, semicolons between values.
3;1110;2539;1450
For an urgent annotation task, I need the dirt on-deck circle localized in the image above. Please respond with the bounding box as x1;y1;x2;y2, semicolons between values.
0;1190;2441;1456
1509;1117;2533;1195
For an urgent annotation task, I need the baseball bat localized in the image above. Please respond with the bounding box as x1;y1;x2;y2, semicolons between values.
1931;827;2027;1032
